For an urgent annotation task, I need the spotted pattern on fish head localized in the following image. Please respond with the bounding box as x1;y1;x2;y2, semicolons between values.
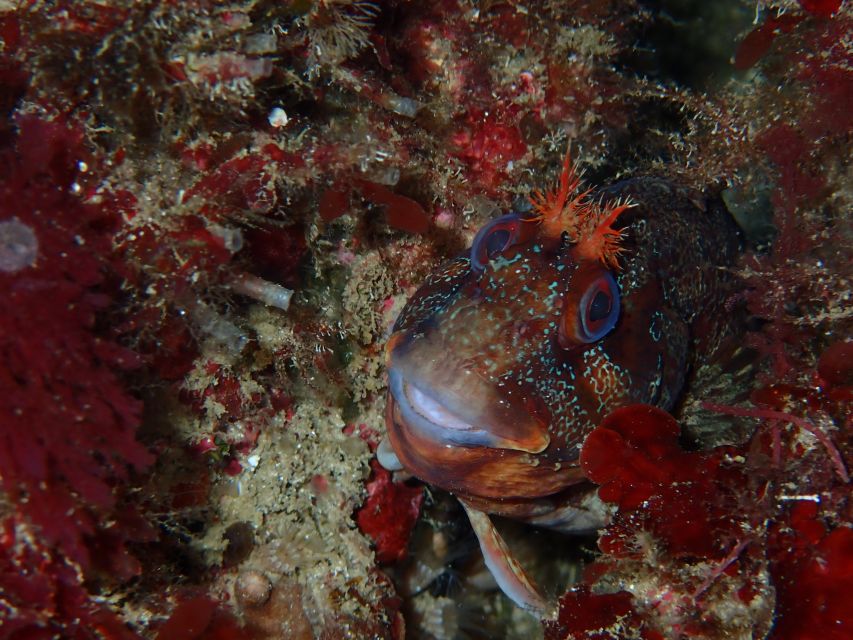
385;177;741;506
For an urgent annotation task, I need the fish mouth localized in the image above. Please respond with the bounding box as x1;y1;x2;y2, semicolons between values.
386;336;550;454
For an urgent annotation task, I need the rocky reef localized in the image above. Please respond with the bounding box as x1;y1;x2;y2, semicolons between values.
0;1;849;639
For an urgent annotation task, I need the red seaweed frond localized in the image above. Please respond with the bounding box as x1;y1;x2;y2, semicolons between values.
702;401;850;483
528;147;632;269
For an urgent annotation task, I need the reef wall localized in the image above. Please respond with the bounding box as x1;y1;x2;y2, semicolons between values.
0;1;850;638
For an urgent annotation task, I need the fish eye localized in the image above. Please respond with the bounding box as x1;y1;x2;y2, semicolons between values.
559;268;621;348
471;213;522;271
578;272;620;342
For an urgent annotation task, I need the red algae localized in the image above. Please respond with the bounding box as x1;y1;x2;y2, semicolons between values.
734;14;804;70
0;519;142;640
559;363;850;639
544;585;662;640
581;406;747;561
0;115;154;637
359;181;432;235
356;460;424;565
580;405;690;510
818;341;853;388
155;596;251;640
798;0;844;18
769;515;853;639
450;109;528;194
703;401;849;483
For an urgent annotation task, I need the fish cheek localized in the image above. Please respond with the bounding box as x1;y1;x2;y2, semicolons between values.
393;257;472;332
603;282;689;409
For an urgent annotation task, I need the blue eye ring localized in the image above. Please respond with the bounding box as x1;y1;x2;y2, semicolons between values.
470;213;522;272
559;268;621;349
577;271;620;342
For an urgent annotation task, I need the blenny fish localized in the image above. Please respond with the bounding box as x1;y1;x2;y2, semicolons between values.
381;152;742;615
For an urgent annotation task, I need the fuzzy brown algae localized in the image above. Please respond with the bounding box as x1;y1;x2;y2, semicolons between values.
381;152;742;615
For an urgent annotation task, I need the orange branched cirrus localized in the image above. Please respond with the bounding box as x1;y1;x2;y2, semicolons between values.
528;150;632;270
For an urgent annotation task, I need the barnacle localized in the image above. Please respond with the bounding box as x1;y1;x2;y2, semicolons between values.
300;0;380;77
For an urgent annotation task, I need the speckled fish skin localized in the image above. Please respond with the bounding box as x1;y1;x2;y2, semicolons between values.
385;177;742;514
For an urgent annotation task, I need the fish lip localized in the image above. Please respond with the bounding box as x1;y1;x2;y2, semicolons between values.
390;370;478;440
387;367;549;454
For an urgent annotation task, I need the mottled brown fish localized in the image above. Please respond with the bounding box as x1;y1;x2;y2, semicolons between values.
381;152;742;615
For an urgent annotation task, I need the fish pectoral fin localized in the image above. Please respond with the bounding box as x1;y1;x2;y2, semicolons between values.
460;500;555;619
